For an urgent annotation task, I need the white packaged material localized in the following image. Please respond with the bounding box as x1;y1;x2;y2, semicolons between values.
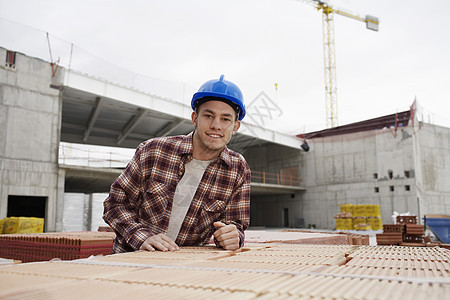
62;193;86;231
90;193;109;231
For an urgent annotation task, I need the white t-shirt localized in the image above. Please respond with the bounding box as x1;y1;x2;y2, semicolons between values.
165;159;212;241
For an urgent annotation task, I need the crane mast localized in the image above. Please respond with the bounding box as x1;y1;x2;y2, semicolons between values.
296;0;379;128
320;4;337;128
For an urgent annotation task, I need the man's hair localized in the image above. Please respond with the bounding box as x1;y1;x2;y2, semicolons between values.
195;97;239;122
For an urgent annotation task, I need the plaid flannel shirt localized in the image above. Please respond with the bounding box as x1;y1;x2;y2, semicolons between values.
103;132;251;253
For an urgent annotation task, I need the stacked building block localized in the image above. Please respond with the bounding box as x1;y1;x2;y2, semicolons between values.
396;215;418;224
335;204;382;230
397;215;425;245
376;215;428;246
376;224;404;245
257;229;370;245
0;231;115;263
0;230;371;264
0;244;448;299
402;216;425;245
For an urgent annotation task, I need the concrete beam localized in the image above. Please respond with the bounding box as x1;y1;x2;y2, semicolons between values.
156;119;187;137
251;182;305;196
63;69;302;149
60;164;304;196
83;96;103;142
116;108;147;146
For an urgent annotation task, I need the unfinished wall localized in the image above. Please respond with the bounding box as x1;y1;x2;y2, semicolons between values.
250;194;303;228
247;121;449;230
300;127;418;229
375;128;418;220
414;123;450;218
244;143;302;175
244;144;304;228
0;47;64;231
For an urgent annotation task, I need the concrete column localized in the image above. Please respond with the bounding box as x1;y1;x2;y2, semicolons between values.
55;168;66;231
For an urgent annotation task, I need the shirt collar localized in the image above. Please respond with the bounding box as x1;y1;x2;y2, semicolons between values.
178;131;233;168
178;132;194;155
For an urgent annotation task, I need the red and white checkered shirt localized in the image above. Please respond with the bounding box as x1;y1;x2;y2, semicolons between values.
103;132;251;253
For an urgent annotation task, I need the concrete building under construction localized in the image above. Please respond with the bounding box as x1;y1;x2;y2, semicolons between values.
1;47;449;232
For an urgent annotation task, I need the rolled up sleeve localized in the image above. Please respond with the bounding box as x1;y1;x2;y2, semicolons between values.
103;144;155;251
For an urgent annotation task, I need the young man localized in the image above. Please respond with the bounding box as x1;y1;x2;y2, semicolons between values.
103;75;251;253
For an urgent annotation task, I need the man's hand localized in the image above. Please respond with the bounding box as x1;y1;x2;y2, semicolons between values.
139;233;179;252
213;221;240;251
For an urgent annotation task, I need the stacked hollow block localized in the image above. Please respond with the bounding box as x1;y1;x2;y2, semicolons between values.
0;244;448;299
265;229;370;246
402;216;425;245
0;231;115;263
376;224;404;245
336;204;382;231
376;215;426;246
0;230;370;264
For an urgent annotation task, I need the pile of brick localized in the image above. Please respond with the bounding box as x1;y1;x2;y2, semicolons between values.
2;224;445;267
97;226;114;232
249;229;370;246
376;215;431;246
376;224;404;245
0;229;370;264
0;231;115;263
280;229;370;245
0;243;448;299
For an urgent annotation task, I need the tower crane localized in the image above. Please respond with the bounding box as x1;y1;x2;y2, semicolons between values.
295;0;379;128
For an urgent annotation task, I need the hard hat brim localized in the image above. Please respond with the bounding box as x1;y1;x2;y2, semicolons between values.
192;92;245;121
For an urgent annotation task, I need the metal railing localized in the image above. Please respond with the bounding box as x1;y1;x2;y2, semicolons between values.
58;142;134;168
59;143;303;187
251;171;303;187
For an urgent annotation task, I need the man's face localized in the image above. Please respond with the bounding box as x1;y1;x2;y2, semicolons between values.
192;100;240;159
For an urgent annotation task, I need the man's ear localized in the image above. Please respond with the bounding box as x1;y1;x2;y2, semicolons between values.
232;120;241;134
191;111;198;127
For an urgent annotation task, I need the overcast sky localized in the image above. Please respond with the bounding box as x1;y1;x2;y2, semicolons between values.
1;0;449;134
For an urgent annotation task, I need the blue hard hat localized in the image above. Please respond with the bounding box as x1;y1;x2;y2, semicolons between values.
191;75;246;121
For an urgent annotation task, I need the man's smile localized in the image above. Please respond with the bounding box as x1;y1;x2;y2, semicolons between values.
206;133;223;138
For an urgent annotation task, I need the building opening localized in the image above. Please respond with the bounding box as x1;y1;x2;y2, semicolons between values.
283;208;289;227
7;195;47;219
5;50;16;69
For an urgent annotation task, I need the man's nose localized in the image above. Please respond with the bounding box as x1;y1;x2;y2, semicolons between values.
210;117;222;129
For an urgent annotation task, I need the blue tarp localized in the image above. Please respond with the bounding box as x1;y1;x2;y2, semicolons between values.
424;217;450;244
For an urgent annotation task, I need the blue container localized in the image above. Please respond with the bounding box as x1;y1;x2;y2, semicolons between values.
424;217;450;244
